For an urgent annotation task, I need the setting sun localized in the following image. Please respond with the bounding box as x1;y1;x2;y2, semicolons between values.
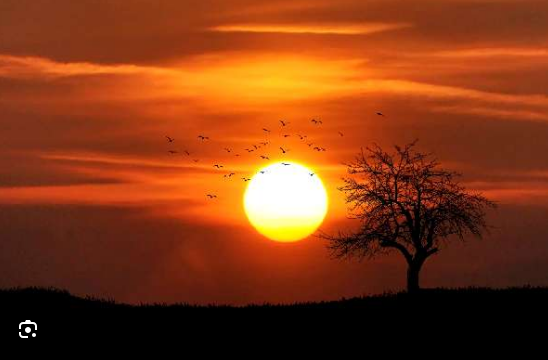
244;162;328;243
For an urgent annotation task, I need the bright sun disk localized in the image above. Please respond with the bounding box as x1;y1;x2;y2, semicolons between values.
244;162;328;243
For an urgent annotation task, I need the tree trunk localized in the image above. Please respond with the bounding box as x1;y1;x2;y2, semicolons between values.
406;261;423;294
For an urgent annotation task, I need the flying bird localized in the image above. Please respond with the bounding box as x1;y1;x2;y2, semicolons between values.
193;159;200;163
283;134;291;138
213;164;224;169
166;136;175;143
168;150;178;154
262;128;271;133
184;150;191;156
224;172;236;178
224;148;231;153
260;155;270;160
307;143;314;147
309;173;315;177
260;141;269;146
311;119;323;125
206;194;217;199
242;177;251;182
245;148;254;153
376;112;385;117
259;171;267;174
198;135;210;141
280;147;289;154
297;135;307;140
338;131;344;137
282;163;291;166
280;120;289;127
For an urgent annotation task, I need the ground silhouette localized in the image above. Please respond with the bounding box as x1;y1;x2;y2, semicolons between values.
3;287;547;340
2;286;548;310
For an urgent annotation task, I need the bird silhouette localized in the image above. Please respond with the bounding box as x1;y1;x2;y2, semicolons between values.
245;148;254;153
282;163;291;166
206;194;217;199
338;132;344;137
234;154;241;157
280;147;289;154
283;134;291;138
213;164;224;169
193;159;200;163
242;177;251;182
260;141;269;146
280;120;289;127
166;136;175;143
260;155;270;160
184;150;191;156
224;172;236;178
168;150;178;154
224;148;231;153
259;170;267;174
309;173;315;177
262;128;271;133
198;135;210;141
376;112;385;117
253;144;258;150
297;134;307;140
307;143;314;147
311;119;323;125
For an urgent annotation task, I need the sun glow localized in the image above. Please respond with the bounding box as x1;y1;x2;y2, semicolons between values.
244;162;328;243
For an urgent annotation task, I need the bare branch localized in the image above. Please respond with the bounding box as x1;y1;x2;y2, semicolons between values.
321;141;496;269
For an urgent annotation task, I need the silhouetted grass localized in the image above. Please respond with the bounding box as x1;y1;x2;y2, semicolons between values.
2;286;548;310
3;286;547;340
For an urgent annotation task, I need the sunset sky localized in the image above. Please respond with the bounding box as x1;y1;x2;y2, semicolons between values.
1;0;548;304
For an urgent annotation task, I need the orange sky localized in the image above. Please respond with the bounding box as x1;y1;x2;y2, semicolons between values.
1;0;548;304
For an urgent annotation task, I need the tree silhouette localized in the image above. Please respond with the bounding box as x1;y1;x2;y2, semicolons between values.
323;141;495;293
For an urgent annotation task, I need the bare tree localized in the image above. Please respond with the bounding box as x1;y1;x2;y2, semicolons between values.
323;141;495;293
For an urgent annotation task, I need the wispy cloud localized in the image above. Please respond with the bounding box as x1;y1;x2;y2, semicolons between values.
0;54;172;79
432;48;548;58
2;54;548;124
431;105;548;123
356;80;548;109
209;23;412;35
40;153;198;170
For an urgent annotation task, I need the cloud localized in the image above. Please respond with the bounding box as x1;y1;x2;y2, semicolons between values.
0;52;548;133
431;105;548;123
0;152;124;188
356;79;548;108
0;53;367;106
3;53;548;112
209;22;412;35
40;153;205;172
0;54;171;79
431;48;548;58
2;0;548;64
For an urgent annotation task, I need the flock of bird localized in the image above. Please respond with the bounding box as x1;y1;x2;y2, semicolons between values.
164;113;386;199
